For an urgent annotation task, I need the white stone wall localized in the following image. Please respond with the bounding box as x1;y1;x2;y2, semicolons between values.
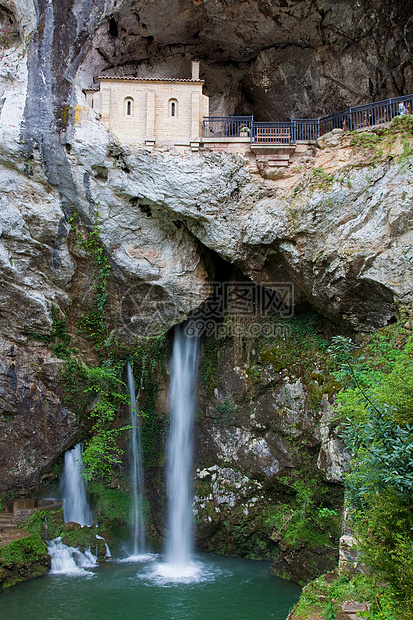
86;79;206;147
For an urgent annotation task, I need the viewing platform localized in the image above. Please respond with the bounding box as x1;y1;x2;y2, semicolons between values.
84;58;413;157
200;93;413;159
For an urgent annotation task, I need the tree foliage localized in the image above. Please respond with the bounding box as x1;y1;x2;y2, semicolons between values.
329;328;413;617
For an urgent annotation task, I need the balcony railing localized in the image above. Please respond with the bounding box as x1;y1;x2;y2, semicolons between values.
202;93;413;145
252;122;291;144
202;116;253;138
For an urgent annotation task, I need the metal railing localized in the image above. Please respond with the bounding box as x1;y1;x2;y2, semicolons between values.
320;94;413;134
202;92;413;144
292;119;320;142
202;116;253;138
252;122;291;144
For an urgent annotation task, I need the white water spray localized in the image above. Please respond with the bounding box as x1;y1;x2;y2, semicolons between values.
96;534;112;558
165;324;199;573
126;362;146;556
62;443;93;527
48;537;97;575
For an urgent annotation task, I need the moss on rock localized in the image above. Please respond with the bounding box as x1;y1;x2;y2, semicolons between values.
0;533;50;590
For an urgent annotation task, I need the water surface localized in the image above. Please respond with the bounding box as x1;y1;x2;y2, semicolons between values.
1;554;300;620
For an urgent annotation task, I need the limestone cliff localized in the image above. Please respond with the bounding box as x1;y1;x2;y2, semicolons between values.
0;0;413;581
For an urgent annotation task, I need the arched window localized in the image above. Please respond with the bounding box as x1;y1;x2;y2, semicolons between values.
124;97;134;116
169;98;178;117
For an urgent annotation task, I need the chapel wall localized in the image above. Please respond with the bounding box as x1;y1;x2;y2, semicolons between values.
89;80;205;146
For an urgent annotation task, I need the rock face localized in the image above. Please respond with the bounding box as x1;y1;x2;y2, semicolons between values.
79;0;413;120
0;0;413;581
0;343;76;492
192;330;343;583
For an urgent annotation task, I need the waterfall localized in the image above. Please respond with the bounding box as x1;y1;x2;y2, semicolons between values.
165;324;199;570
126;361;146;556
62;443;93;527
48;537;97;575
96;534;112;558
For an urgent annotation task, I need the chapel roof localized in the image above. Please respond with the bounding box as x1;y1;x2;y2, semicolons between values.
96;75;204;83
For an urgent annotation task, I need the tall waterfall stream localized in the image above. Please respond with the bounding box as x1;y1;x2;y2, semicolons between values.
126;361;147;558
50;443;111;574
165;324;199;574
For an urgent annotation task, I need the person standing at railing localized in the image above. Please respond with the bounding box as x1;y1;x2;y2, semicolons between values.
398;102;408;115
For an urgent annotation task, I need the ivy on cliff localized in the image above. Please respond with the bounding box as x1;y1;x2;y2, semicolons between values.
69;211;111;352
29;211;167;482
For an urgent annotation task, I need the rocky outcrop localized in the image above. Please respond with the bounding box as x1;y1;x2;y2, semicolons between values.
0;342;75;492
0;533;50;590
71;117;413;332
196;345;321;479
192;329;344;583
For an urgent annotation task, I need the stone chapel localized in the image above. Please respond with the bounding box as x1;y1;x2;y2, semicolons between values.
84;61;209;151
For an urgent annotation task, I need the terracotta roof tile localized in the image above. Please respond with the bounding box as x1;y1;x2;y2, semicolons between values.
96;75;204;83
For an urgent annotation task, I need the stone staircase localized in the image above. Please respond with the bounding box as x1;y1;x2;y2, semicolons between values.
0;512;15;530
337;601;370;619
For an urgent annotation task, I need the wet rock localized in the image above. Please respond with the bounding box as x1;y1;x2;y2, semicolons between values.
0;341;76;494
317;398;350;483
270;544;338;586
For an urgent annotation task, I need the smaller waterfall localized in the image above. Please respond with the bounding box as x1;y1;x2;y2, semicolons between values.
62;443;94;527
165;324;199;572
48;538;97;575
127;362;146;556
96;534;112;558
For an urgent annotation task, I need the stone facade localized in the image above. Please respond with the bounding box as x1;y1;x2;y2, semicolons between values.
85;61;209;150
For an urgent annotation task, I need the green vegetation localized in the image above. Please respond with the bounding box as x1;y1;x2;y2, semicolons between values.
215;399;238;426
23;508;111;559
262;461;342;585
0;534;46;567
328;321;413;618
291;573;392;620
265;475;341;552
312;167;336;186
0;25;19;49
350;131;384;164
88;482;130;523
309;166;353;190
257;311;339;408
29;211;167;482
350;114;413;168
201;335;228;394
29;303;71;359
67;362;130;480
58;334;166;480
70;212;112;351
25;508;67;539
58;104;71;129
0;534;48;589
